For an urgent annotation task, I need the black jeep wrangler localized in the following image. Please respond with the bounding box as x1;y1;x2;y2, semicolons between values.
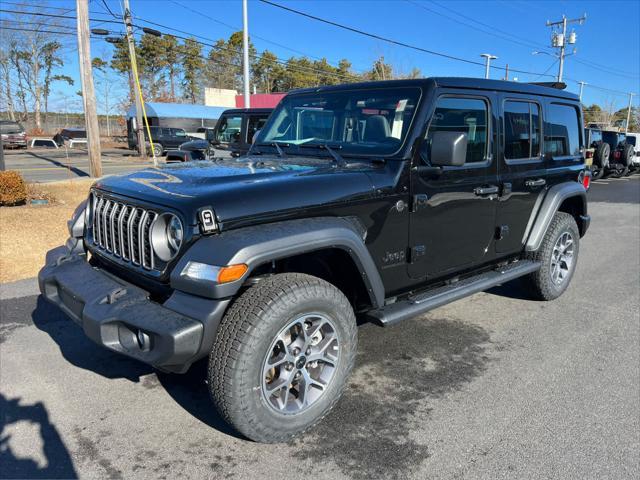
39;78;590;443
601;130;635;177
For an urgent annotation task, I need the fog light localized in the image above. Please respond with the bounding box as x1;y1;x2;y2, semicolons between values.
136;329;150;352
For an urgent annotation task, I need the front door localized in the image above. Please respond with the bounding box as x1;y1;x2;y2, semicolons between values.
408;92;499;280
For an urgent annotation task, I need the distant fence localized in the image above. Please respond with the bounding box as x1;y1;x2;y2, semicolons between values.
2;114;125;137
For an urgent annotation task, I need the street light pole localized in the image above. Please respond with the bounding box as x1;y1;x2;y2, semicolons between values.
480;54;497;79
625;93;635;134
578;81;586;101
242;0;251;108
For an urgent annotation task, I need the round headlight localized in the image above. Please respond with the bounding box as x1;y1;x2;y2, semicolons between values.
151;213;183;262
167;215;183;251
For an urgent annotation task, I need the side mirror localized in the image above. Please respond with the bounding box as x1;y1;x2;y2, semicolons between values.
430;131;468;167
205;129;219;145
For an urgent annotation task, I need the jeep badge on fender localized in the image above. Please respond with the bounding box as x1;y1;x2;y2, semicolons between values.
39;77;590;443
199;208;217;234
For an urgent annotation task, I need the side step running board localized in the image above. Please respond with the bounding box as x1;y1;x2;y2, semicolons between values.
366;260;541;326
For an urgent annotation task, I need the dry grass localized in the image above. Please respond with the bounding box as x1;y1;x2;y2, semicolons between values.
0;179;93;283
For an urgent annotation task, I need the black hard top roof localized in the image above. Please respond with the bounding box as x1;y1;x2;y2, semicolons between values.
221;108;273;115
290;77;579;102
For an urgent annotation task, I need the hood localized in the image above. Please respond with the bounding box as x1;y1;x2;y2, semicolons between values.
94;156;377;226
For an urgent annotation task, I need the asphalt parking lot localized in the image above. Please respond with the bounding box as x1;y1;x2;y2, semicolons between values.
2;147;152;183
0;176;638;479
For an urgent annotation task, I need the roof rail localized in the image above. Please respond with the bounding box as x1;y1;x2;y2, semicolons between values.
528;81;567;90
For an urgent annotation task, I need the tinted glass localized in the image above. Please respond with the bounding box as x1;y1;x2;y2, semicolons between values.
602;131;621;147
626;135;636;146
247;115;268;144
258;87;421;156
504;101;541;159
173;129;186;137
545;104;580;157
426;97;488;164
216;115;243;143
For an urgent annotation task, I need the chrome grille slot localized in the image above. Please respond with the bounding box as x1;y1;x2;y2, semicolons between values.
88;192;162;272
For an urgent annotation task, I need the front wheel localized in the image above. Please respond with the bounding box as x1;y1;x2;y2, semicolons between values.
524;212;580;301
151;143;163;157
208;273;357;443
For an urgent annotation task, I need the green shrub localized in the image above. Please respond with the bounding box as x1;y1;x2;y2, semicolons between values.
0;170;27;206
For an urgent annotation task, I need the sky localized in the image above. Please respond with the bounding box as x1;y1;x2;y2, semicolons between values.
9;0;640;113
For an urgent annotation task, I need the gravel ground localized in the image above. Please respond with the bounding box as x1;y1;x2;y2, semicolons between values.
0;176;638;480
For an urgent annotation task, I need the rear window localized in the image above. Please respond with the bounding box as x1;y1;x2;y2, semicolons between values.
626;136;636;146
544;103;581;157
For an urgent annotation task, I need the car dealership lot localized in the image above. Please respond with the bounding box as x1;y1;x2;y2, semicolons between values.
1;177;638;480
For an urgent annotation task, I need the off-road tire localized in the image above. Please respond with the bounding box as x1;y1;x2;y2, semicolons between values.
594;142;610;169
208;273;357;443
524;212;580;301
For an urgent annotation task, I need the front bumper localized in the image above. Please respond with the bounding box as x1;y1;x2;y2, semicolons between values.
39;245;229;372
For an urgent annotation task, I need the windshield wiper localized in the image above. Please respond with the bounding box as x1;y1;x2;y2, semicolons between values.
300;143;346;167
253;142;289;158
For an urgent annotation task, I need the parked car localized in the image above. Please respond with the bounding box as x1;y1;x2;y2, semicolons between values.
165;140;208;162
128;126;195;156
584;127;609;180
53;128;87;146
166;108;273;161
602;130;634;177
205;108;272;157
624;132;639;173
39;78;590;443
0;120;27;149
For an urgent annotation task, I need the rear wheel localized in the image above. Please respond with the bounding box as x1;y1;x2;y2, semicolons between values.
208;273;357;443
151;143;163;157
524;212;580;301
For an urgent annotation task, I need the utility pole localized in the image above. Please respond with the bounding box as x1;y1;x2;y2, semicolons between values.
480;53;497;79
578;81;586;101
504;64;509;81
625;93;635;134
546;14;586;82
242;0;251;108
123;0;147;159
76;0;102;177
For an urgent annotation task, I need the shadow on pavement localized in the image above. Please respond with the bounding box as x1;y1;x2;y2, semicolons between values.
25;152;89;178
30;296;241;439
0;394;77;479
31;297;152;382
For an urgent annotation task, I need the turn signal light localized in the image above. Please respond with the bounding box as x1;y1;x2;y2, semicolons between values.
217;264;248;284
578;170;591;190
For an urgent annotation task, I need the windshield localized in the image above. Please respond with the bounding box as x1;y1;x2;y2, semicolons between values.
256;87;421;156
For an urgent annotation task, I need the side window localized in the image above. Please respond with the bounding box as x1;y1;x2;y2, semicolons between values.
174;129;186;137
504;100;541;160
425;96;488;165
591;130;602;143
545;103;581;157
216;115;243;143
247;115;268;143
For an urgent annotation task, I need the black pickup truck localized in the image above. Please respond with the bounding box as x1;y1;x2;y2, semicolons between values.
40;78;590;443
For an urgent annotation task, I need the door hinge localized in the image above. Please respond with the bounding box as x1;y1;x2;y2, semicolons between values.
412;194;428;212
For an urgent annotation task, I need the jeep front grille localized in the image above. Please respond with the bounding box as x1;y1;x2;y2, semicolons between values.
90;193;158;270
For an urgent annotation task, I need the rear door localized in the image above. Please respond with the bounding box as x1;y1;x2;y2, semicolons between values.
408;91;499;279
495;94;547;254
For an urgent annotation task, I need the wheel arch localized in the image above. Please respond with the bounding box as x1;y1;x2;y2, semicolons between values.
170;217;385;309
525;182;588;252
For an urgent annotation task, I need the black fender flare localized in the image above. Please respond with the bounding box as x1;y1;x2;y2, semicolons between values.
524;182;587;252
170;217;385;308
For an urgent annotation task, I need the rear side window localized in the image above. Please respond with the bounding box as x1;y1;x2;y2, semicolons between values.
504;100;541;160
247;115;268;143
589;129;602;143
426;96;488;164
545;103;581;157
626;135;636;146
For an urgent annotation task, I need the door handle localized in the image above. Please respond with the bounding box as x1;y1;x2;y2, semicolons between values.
525;178;547;188
474;185;499;196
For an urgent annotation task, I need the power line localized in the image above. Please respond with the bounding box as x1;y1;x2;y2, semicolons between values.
257;0;555;79
99;0;120;19
405;0;546;52
168;0;366;74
